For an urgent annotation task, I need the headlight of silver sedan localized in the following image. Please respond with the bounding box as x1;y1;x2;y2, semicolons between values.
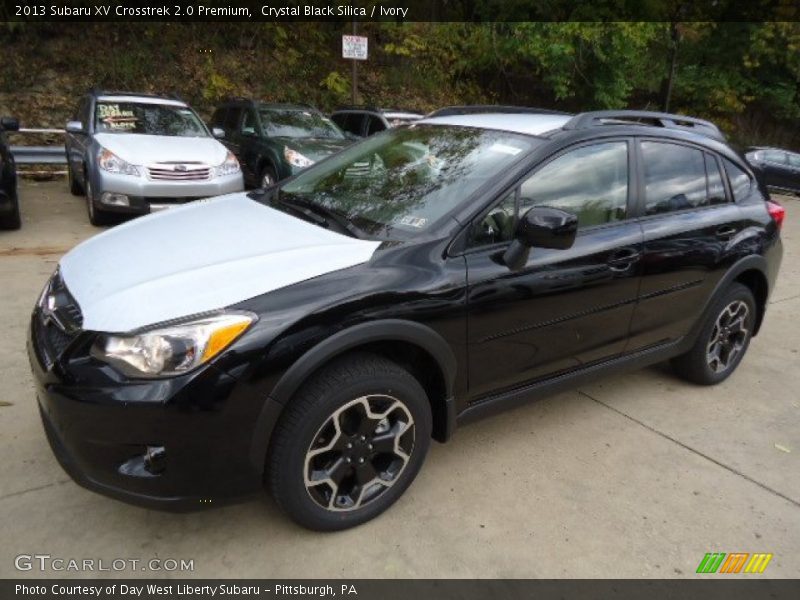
91;312;255;378
214;151;241;177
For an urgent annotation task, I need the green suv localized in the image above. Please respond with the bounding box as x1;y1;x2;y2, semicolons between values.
210;99;353;188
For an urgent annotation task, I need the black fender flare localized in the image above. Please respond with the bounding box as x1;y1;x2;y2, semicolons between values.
686;254;769;346
249;319;457;472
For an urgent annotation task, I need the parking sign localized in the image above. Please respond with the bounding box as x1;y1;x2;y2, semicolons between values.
342;35;368;60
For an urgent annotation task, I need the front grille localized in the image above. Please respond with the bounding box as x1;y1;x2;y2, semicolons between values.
148;163;211;181
32;271;83;369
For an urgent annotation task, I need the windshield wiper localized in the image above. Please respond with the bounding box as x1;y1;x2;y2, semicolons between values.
278;194;364;239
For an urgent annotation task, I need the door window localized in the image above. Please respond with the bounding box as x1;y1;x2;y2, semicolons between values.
241;110;258;135
763;150;787;164
333;113;365;136
210;108;227;129
222;107;241;136
641;142;710;214
366;115;386;136
468;141;629;247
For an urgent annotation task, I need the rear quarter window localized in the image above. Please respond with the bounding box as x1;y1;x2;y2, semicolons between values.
724;159;753;203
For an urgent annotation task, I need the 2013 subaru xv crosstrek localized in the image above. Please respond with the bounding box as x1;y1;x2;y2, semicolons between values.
29;108;784;530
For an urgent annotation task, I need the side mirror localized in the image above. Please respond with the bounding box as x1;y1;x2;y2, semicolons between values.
503;206;578;271
0;116;19;132
66;120;84;134
211;127;225;139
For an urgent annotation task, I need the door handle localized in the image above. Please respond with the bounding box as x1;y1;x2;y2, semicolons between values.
716;226;738;240
607;248;641;271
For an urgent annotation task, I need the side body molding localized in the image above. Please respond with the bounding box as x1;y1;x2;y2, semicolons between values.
249;319;458;473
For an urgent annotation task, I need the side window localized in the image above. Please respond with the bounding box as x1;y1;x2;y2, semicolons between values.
724;159;753;202
223;107;241;135
469;191;517;247
241;109;257;135
367;115;386;136
210;108;227;129
764;150;787;164
641;141;707;214
520;141;629;226
338;113;365;136
705;153;727;205
330;113;348;130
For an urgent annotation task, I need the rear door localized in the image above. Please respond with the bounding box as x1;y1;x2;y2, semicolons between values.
626;139;744;350
465;139;643;399
761;150;792;190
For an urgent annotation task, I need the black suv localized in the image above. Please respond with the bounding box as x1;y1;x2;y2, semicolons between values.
211;99;352;187
330;106;423;138
0;115;21;230
29;108;783;531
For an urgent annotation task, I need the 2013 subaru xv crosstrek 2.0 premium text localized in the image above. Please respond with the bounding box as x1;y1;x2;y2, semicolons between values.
29;108;784;530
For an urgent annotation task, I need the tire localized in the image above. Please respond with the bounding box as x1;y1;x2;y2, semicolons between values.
268;352;432;531
0;190;21;230
671;283;757;385
259;165;278;189
68;161;83;195
85;178;112;227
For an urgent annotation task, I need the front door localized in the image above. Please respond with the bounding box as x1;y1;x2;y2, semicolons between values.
465;140;643;400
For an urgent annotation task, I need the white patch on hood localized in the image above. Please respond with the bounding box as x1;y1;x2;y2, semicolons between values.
94;133;229;166
59;193;381;332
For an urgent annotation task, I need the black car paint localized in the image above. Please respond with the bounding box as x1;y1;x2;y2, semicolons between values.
29;121;783;510
0;116;20;224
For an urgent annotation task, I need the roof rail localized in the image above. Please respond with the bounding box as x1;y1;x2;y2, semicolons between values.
564;110;726;141
427;105;571;118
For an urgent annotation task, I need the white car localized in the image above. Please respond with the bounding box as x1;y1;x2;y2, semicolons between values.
65;91;244;225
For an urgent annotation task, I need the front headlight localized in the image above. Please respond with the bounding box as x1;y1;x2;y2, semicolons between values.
91;312;255;378
98;148;140;176
214;151;241;177
284;146;314;168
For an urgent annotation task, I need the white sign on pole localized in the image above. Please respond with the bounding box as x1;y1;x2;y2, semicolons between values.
342;35;368;60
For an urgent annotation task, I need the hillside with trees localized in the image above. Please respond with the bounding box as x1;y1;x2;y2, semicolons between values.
1;21;798;149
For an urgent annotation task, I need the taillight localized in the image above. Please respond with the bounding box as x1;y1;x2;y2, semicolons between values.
766;201;785;230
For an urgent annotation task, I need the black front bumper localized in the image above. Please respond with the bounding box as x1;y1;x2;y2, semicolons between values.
28;319;266;511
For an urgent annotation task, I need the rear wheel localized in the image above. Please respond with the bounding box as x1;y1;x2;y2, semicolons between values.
0;190;21;230
671;283;756;385
268;353;432;531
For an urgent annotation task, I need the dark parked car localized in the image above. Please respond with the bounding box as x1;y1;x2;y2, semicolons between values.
745;147;800;195
29;108;783;531
211;99;352;188
330;106;423;138
0;115;21;230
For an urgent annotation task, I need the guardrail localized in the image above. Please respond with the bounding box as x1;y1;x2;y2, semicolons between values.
9;128;67;174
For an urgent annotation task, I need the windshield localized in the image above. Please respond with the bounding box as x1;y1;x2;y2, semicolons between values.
276;125;537;238
259;108;344;139
95;102;208;137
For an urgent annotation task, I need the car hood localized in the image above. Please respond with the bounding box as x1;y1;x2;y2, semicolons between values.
59;192;381;332
94;133;229;166
279;137;352;162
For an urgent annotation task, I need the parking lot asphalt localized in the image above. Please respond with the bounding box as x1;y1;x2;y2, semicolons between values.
1;180;798;579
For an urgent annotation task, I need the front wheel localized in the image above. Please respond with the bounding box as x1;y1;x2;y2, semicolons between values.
671;283;756;385
267;353;432;531
86;179;112;227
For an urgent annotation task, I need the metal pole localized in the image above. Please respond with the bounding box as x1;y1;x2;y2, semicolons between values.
351;20;358;104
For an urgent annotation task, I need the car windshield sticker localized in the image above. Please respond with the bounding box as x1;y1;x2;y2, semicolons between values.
97;104;136;130
489;142;523;156
399;215;427;228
